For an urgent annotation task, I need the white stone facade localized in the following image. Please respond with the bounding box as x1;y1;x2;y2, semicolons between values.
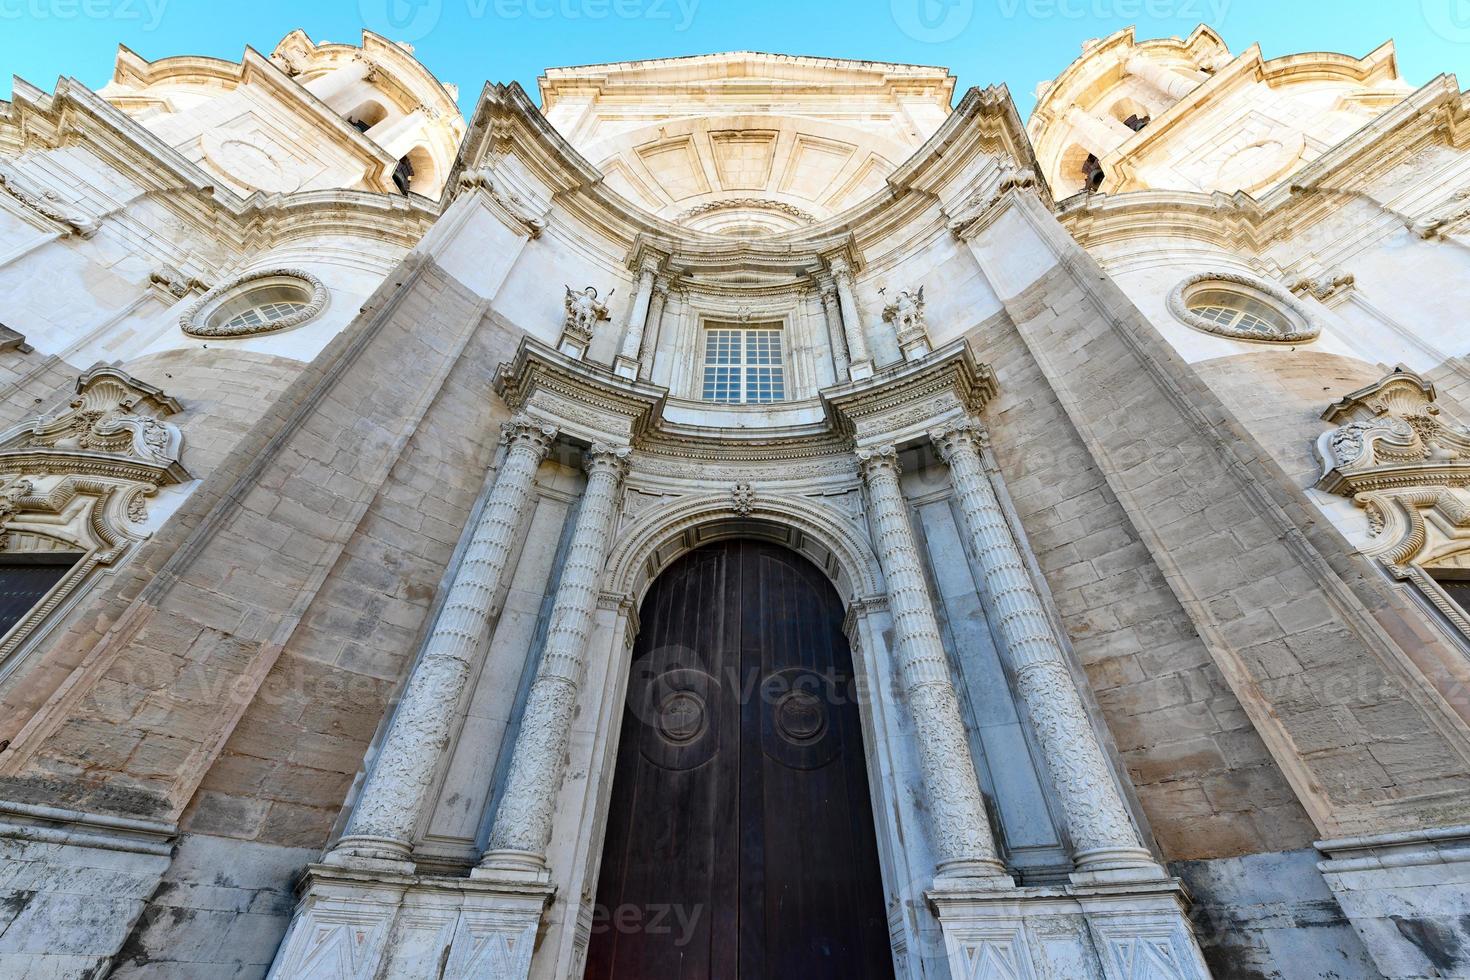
0;22;1469;980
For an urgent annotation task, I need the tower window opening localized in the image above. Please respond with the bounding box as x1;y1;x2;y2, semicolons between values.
393;155;415;195
1082;154;1106;192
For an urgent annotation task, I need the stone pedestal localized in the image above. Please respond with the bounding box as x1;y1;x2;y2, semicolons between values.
928;878;1210;980
267;866;553;980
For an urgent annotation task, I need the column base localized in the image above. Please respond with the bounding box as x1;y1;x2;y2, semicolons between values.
849;359;875;381
928;875;1210;979
268;864;554;980
474;848;553;885
319;833;417;874
613;355;640;379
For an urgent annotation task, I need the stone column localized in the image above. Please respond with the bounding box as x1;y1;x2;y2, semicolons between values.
303;57;372;105
856;445;1009;884
1063;107;1134;159
368;108;430;159
637;276;670;381
1125;54;1201;100
930;422;1159;876
820;284;851;382
478;444;631;874
324;417;558;870
830;257;873;380
616;259;659;378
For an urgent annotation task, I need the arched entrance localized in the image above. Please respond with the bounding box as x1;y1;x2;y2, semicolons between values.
585;538;895;979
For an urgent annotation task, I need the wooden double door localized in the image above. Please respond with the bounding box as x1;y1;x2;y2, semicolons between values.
585;539;895;980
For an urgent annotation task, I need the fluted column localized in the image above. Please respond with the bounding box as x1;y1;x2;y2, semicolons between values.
637;276;669;381
930;422;1159;875
324;417;558;868
1125;54;1201;101
857;446;1009;884
830;257;873;380
478;444;631;874
820;284;850;382
616;259;659;378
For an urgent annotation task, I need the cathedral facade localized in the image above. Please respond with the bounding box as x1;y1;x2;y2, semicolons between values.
1;23;1469;980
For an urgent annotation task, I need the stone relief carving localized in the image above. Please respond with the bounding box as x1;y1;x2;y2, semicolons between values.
679;197;819;225
180;268;328;338
1166;271;1320;344
150;265;212;300
1287;267;1355;305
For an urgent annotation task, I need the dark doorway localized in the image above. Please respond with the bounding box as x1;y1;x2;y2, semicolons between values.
585;539;894;980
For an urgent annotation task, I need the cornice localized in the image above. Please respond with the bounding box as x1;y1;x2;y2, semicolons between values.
823;340;997;445
491;338;667;445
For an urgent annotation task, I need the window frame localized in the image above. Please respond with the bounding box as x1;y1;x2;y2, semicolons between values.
697;322;790;406
1166;271;1320;344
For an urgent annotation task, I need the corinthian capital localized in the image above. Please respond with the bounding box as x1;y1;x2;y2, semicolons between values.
928;420;989;463
585;443;633;478
856;444;901;479
501;415;559;457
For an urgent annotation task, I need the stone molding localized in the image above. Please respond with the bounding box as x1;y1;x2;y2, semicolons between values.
0;160;100;238
180;267;328;338
824;339;998;445
1166;270;1321;344
493;338;666;447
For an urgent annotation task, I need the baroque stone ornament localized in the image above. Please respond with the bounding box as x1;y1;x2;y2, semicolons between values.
731;481;756;516
180;268;328;338
1315;368;1470;496
930;421;1157;874
881;285;933;361
1315;369;1470;641
1166;271;1320;344
0;367;188;675
560;285;612;359
326;416;559;870
856;444;1010;885
480;444;632;872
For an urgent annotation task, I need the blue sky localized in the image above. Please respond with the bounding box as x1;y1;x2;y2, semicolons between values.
2;0;1469;120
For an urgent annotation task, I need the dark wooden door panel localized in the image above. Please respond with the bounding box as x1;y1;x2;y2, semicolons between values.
587;540;894;980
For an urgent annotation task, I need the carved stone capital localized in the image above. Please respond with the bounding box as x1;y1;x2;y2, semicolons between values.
585;444;632;479
929;421;989;463
501;415;559;458
855;444;901;479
